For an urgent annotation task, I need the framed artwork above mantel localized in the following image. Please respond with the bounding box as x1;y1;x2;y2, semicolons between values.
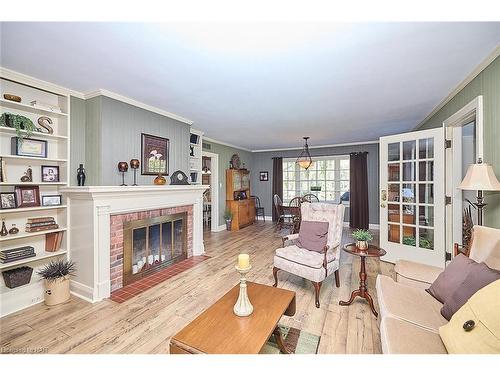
141;133;170;176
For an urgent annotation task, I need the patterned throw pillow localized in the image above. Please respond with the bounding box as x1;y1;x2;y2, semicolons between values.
297;221;329;252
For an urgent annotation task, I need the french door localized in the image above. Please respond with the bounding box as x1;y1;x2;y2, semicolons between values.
379;128;445;267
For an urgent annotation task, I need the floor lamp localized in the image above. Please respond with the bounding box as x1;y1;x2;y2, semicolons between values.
458;158;500;226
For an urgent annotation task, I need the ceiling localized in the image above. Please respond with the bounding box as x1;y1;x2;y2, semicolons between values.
1;22;499;150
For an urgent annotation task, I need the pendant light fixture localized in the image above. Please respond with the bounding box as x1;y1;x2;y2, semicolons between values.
296;136;314;170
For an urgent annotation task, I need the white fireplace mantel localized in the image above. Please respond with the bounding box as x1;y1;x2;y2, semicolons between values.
61;185;209;302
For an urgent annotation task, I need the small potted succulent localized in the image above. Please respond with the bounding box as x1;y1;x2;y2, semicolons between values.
224;207;233;231
37;259;75;306
352;229;373;250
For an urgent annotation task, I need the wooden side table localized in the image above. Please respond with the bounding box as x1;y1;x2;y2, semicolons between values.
339;243;386;317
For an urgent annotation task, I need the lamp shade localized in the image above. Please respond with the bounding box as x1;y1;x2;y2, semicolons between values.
458;163;500;191
296;136;314;170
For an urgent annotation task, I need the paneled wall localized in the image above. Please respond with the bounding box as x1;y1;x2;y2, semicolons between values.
202;140;253;226
417;56;500;229
70;95;190;186
251;143;380;225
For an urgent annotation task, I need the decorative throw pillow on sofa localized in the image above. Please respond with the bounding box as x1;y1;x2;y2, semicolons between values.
426;254;476;303
441;262;500;320
296;221;329;252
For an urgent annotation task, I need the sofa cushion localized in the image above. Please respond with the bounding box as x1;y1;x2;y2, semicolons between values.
380;317;447;354
441;262;500;320
468;225;500;271
395;259;443;289
426;254;476;303
439;279;500;354
297;221;329;252
275;245;335;269
376;275;448;332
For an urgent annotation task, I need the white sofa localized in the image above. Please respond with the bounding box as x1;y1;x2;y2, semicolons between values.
376;225;500;354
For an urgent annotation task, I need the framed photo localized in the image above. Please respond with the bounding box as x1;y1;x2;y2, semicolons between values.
259;171;269;181
42;195;62;207
141;133;169;176
41;165;60;182
14;185;40;207
0;192;17;209
11;137;47;158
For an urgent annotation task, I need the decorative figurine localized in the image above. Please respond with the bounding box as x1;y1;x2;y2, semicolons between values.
77;164;86;186
118;162;129;186
37;116;54;134
8;224;19;235
20;166;33;182
130;159;140;186
0;218;8;237
154;173;166;185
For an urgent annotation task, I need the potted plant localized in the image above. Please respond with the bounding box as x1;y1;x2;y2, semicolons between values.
37;259;75;306
352;229;373;250
224;207;233;231
0;113;38;141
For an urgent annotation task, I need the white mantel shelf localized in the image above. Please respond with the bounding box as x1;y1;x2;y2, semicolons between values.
62;184;209;303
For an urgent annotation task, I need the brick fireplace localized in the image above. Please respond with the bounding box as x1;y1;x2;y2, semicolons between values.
109;205;193;292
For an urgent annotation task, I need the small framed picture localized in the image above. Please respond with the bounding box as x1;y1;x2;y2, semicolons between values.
14;185;40;208
11;137;47;158
0;192;17;209
41;165;60;182
259;171;269;181
42;195;62;207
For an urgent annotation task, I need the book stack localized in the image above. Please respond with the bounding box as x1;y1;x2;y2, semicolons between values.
25;217;59;233
0;246;36;264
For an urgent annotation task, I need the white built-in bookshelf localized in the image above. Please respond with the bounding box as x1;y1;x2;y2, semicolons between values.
0;71;70;317
189;129;203;184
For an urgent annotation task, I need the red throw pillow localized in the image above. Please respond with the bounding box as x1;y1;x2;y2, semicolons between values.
296;221;329;252
426;254;476;303
441;262;500;320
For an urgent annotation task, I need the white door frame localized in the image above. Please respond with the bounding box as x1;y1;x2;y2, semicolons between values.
443;96;483;255
202;151;219;232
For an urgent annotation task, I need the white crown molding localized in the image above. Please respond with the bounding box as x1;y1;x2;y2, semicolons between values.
0;66;85;98
415;44;500;130
251;140;379;153
83;89;194;125
203;136;253;152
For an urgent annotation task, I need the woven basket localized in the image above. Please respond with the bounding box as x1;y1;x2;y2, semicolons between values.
2;266;33;288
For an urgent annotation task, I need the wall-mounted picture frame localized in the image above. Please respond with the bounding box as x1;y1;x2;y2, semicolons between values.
11;137;47;158
141;133;169;176
0;192;17;209
14;185;40;208
259;171;269;181
41;165;60;182
42;195;62;207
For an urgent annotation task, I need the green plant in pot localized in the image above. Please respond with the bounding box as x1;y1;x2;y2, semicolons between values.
224;207;233;231
352;229;373;250
37;259;75;306
0;112;38;141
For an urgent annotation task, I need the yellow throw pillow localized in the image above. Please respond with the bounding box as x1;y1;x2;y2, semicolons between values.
439;279;500;354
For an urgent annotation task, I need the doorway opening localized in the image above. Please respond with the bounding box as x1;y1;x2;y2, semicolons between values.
201;151;219;232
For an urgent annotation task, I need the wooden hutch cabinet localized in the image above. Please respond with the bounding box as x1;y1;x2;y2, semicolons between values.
226;169;255;231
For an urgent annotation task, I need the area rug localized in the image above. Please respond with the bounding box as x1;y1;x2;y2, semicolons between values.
261;325;320;354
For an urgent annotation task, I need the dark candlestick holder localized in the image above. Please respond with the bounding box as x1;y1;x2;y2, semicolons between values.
118;161;129;186
130;159;140;186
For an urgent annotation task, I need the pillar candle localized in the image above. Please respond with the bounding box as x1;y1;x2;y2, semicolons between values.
238;254;250;269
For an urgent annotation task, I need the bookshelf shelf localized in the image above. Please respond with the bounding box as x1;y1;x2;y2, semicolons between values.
0;154;68;163
0;126;68;140
0;205;67;214
0;250;67;270
0;228;67;242
0;99;68;118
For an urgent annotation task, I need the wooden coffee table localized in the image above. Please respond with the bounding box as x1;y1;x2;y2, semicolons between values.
169;282;296;354
339;243;386;317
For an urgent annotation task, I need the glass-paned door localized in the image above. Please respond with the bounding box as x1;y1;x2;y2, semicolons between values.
380;128;445;267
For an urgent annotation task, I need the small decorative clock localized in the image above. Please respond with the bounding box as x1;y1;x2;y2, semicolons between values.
170;170;190;185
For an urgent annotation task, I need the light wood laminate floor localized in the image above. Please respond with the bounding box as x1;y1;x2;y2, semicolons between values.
0;222;394;354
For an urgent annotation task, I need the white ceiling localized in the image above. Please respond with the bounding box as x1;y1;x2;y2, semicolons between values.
1;22;499;150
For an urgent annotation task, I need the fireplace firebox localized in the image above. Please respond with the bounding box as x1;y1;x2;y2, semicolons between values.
123;213;187;286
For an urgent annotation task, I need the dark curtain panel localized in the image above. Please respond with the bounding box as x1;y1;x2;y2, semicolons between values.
349;152;369;229
272;157;283;221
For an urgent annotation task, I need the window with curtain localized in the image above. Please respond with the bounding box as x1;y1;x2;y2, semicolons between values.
282;156;350;204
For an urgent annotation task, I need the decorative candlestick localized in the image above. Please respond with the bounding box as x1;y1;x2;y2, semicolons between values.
118;162;128;186
130;159;140;186
233;265;253;317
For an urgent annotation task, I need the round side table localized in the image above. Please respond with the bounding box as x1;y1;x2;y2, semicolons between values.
339;243;386;317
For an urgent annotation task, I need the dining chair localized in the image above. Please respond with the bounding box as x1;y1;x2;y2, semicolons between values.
251;195;265;221
302;193;319;203
273;194;295;231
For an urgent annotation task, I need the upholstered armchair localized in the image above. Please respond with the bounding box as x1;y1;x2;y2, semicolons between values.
273;202;345;308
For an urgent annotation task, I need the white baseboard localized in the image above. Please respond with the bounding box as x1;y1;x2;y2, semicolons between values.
343;222;380;230
215;224;227;232
256;216;273;221
0;280;44;317
70;280;94;303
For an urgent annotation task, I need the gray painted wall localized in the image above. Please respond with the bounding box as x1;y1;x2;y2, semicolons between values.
251;143;380;224
417;56;500;229
202;140;253;226
70;95;190;186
